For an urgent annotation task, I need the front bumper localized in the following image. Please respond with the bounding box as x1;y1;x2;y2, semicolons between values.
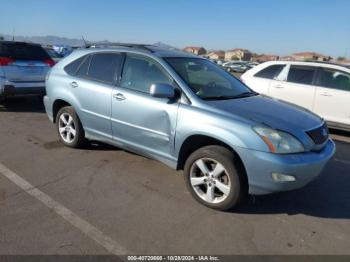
236;139;336;195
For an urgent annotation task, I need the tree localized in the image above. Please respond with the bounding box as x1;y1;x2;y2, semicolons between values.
0;36;4;41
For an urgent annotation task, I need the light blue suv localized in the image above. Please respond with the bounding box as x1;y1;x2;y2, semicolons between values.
44;44;335;210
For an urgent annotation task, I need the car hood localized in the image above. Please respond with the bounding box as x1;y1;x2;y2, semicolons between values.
205;95;322;133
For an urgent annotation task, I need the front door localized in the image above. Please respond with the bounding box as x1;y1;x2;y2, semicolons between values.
111;53;179;158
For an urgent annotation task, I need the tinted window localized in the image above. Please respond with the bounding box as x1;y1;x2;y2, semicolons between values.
76;56;91;78
0;42;50;60
64;56;85;76
87;53;122;84
287;66;316;85
254;65;284;79
121;54;173;93
165;57;253;100
318;69;350;91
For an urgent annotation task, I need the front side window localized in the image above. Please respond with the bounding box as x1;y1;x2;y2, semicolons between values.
87;53;122;84
165;57;254;100
287;66;316;85
120;54;173;93
317;69;350;91
254;64;285;79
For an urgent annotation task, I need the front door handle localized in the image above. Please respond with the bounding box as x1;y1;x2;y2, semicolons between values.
70;81;78;88
113;93;126;101
273;85;284;89
320;92;332;97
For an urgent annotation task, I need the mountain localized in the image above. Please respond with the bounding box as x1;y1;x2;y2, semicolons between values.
0;34;86;46
0;34;178;49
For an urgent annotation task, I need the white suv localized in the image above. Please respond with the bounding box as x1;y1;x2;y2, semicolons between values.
241;61;350;130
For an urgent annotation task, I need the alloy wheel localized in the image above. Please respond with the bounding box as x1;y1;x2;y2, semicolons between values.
58;113;76;143
189;158;231;204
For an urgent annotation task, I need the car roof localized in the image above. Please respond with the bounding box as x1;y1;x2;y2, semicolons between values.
258;60;350;72
74;44;199;59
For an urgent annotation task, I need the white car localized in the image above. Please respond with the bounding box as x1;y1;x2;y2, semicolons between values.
241;61;350;130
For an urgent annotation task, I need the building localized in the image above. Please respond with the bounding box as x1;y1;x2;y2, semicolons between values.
279;56;296;61
206;51;225;60
225;48;252;61
292;52;332;62
183;46;207;55
252;54;279;63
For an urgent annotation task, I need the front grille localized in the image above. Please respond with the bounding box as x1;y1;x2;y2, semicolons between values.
307;123;329;145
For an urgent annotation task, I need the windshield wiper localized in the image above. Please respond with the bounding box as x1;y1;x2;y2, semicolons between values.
231;92;257;99
202;92;257;100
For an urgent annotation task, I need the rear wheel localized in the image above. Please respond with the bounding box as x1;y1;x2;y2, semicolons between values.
184;145;245;211
56;106;86;148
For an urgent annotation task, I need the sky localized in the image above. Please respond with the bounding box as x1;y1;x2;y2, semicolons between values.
0;0;349;58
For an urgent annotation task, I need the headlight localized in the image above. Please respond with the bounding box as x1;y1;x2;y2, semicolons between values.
253;126;304;154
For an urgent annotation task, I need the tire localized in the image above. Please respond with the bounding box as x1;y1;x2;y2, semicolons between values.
56;106;86;148
184;145;246;211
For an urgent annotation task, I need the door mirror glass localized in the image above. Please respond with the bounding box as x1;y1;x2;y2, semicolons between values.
150;83;175;99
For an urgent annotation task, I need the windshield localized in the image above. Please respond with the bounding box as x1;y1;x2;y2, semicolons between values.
165;57;254;100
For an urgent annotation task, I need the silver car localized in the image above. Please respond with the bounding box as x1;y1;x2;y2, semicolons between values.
0;41;54;101
44;44;335;210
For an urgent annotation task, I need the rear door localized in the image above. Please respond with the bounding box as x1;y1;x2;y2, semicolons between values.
67;52;123;139
269;65;317;110
244;64;285;94
313;68;350;127
0;42;52;82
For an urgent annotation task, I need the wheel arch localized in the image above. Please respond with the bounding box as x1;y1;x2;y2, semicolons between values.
177;134;249;193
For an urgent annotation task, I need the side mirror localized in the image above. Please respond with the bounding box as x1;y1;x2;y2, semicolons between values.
150;83;175;99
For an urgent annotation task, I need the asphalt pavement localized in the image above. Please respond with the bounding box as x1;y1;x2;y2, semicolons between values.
0;97;349;255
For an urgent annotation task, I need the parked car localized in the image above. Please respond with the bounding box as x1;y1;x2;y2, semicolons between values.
223;61;251;73
0;41;55;101
248;62;259;67
45;47;63;63
241;61;350;131
44;45;335;210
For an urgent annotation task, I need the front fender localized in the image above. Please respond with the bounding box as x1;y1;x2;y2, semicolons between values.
175;104;269;157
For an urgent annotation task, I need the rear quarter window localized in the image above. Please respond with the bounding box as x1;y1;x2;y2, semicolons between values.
64;56;86;76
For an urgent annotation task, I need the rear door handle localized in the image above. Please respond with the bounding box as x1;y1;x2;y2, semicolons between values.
320;92;332;97
70;81;78;88
274;85;284;89
113;93;126;101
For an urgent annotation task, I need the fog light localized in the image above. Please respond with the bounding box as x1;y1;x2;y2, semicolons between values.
272;173;296;182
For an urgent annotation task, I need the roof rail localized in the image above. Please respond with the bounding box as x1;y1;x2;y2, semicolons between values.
86;42;155;53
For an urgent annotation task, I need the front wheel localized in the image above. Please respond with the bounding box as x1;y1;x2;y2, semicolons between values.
184;145;246;211
56;106;86;148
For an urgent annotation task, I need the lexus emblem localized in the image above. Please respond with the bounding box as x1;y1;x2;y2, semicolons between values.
322;128;328;137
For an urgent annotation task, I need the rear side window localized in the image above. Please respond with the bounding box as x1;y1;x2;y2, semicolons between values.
64;56;86;76
287;66;316;85
254;65;284;79
317;69;350;91
0;42;50;60
87;53;122;84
